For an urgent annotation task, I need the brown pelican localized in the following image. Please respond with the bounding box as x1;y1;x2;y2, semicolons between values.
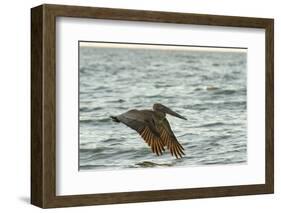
111;103;186;158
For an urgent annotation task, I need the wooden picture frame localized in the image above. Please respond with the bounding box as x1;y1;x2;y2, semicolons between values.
31;4;274;208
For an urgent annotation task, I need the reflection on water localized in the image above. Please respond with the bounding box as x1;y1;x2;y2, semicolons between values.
79;45;247;171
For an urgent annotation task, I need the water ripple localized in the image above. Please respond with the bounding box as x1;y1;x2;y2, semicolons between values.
79;46;247;171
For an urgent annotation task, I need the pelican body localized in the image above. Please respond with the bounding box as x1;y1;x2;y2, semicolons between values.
111;103;186;158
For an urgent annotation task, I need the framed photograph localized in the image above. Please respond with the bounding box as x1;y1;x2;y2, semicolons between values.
31;4;274;208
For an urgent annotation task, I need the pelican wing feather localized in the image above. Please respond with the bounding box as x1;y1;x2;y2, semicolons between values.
116;110;165;156
158;118;185;158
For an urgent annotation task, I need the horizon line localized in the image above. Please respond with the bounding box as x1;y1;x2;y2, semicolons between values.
79;41;247;53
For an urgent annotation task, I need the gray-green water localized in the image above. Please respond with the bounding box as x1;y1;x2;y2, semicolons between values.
79;45;247;171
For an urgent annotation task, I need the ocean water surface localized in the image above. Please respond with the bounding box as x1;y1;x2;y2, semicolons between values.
79;44;247;171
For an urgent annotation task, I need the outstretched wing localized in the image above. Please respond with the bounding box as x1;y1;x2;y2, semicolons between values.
158;118;185;158
116;110;165;156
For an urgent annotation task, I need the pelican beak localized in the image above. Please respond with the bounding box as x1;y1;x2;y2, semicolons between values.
163;106;187;120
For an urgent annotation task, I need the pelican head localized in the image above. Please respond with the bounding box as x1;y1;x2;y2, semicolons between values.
153;103;187;120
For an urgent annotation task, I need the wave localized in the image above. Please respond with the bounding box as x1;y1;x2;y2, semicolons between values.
186;59;199;64
206;86;219;91
154;84;175;88
227;61;245;67
79;164;117;170
223;74;239;80
80;147;107;153
184;100;246;111
106;99;126;103
213;89;236;95
79;164;106;170
198;158;247;165
198;122;225;128
80;106;103;112
212;63;220;67
134;94;175;99
135;161;174;168
218;148;247;155
80;117;111;124
194;86;245;96
94;86;108;90
208;141;221;146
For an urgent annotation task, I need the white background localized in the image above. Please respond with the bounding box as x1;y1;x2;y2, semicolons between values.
0;0;279;212
57;18;265;195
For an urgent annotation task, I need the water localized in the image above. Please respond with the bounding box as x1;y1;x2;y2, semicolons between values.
79;44;247;171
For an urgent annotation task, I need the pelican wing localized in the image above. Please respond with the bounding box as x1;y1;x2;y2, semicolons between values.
116;110;165;156
159;118;185;158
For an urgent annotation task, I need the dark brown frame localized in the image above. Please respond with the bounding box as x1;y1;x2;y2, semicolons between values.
31;4;274;208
